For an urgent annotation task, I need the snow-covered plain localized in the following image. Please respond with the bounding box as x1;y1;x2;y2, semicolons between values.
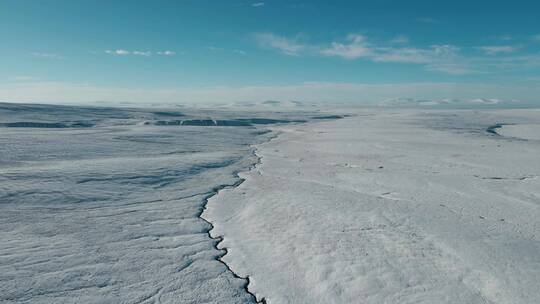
205;109;540;303
0;102;316;303
3;103;540;304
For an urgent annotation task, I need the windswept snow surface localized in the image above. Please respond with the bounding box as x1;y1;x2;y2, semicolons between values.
497;124;540;141
205;109;540;304
0;103;316;303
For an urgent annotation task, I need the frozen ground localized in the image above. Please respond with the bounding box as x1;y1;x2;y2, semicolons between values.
0;102;319;303
205;108;540;303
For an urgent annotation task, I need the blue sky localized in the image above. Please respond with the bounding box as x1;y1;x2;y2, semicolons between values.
2;0;540;104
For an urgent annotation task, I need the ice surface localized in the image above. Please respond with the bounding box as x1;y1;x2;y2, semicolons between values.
0;103;316;303
205;109;540;303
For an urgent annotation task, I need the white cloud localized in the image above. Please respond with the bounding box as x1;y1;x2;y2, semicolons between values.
370;47;432;63
389;35;409;44
105;49;131;55
254;33;305;56
532;34;540;42
252;2;265;7
132;51;152;56
157;50;176;56
32;52;64;59
477;45;519;55
318;34;468;74
257;32;540;75
105;49;176;56
256;33;471;74
320;34;372;60
380;44;459;63
233;49;247;55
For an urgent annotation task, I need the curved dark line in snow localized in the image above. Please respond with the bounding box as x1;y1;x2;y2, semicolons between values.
485;123;531;142
486;123;507;136
198;117;341;302
197;131;278;304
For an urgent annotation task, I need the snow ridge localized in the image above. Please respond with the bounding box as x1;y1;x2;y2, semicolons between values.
200;132;280;304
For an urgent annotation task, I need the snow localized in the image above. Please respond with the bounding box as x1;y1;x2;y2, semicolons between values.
0;125;258;303
3;102;540;303
0;102;315;304
378;98;521;107
497;124;540;141
204;109;540;303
